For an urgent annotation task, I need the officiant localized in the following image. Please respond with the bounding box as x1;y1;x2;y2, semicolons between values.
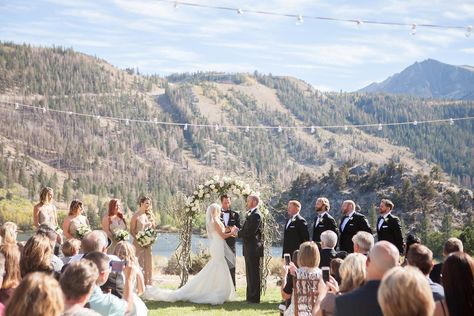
220;194;241;287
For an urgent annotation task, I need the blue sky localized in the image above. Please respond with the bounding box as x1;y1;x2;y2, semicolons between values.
1;0;473;91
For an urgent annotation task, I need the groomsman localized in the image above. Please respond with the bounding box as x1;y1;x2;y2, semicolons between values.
220;194;241;287
311;197;338;245
377;199;404;254
282;200;310;258
339;200;372;253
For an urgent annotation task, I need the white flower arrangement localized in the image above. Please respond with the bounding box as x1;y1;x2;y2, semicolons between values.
113;229;130;241
75;224;92;240
54;225;63;236
136;228;158;248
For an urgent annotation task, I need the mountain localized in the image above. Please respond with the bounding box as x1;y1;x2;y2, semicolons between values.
360;59;474;100
0;42;472;235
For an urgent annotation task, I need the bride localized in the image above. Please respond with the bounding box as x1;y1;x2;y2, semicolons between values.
143;203;239;304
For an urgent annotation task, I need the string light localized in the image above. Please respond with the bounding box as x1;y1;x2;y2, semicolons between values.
153;0;469;34
467;25;473;37
296;15;304;25
411;23;417;35
237;8;243;15
2;101;472;131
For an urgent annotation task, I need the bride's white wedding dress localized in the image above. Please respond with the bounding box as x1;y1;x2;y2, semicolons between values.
143;206;236;305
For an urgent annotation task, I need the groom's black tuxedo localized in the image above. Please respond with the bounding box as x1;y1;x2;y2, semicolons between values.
238;208;263;303
220;208;241;287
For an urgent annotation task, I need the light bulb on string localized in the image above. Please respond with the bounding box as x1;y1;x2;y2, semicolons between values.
410;23;417;35
184;123;188;131
215;124;219;131
125;119;130;126
245;126;250;133
355;20;363;28
14;103;19;110
42;107;47;113
344;125;348;131
237;8;243;15
449;118;454;126
378;123;383;131
466;25;473;37
174;1;179;9
96;115;101;120
296;15;304;25
278;126;282;133
153;118;158;124
413;120;418;126
68;111;73;115
310;126;315;134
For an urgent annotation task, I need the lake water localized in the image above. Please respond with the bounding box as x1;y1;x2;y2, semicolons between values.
19;232;283;258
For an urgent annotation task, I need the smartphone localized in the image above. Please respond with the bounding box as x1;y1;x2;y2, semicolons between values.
284;253;291;266
322;266;330;282
110;260;127;273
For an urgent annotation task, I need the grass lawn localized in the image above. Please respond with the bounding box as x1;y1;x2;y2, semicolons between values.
145;286;281;315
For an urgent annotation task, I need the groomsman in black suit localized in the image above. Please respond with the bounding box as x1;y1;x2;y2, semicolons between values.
282;200;310;258
377;199;404;254
311;197;338;246
237;194;263;304
220;194;241;288
339;200;372;253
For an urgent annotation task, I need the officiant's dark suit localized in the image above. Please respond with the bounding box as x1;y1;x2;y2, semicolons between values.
220;206;241;287
282;213;309;258
238;200;263;304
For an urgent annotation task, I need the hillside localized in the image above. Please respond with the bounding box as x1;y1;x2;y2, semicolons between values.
0;42;473;234
360;59;474;100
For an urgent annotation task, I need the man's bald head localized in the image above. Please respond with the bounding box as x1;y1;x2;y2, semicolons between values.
367;241;400;280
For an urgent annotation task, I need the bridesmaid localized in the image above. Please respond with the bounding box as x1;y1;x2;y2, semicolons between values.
101;199;127;254
130;196;156;286
33;187;58;229
62;200;90;240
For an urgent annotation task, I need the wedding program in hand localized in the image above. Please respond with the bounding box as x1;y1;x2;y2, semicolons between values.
143;203;238;305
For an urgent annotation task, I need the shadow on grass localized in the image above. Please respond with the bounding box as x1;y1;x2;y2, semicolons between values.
145;298;280;313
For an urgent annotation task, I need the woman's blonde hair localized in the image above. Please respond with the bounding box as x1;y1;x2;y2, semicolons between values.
20;234;53;277
114;241;138;266
0;243;21;289
297;241;320;268
378;266;435;316
0;222;18;244
6;272;64;316
339;253;367;292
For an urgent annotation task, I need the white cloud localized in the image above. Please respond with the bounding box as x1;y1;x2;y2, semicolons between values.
64;38;112;48
461;47;474;54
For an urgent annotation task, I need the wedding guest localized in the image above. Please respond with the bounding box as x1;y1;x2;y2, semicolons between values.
20;234;54;277
312;197;338;245
60;260;101;316
334;241;399;316
378;266;435;316
319;230;338;267
33;187;59;229
113;241;148;315
130;196;156;286
63;200;90;240
6;272;64;316
281;249;299;308
429;237;463;284
407;244;444;301
0;222;18;246
330;258;343;284
284;241;322;316
0;244;21;306
37;224;64;272
352;231;374;256
61;238;81;265
402;233;421;266
434;252;474;316
102;199;127;254
314;253;367;316
0;252;5;314
338;200;372;253
282;200;310;258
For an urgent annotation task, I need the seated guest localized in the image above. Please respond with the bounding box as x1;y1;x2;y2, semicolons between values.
0;244;21;306
84;251;134;316
281;250;299;309
284;241;322;316
314;253;367;316
319;230;338;267
60;260;101;316
429;237;463;284
36;224;63;272
407;244;444;301
0;252;5;314
61;239;81;265
334;241;400;316
402;234;421;266
0;222;18;245
5;272;64;316
434;252;474;316
330;258;344;284
20;234;54;277
378;266;435;316
352;231;374;256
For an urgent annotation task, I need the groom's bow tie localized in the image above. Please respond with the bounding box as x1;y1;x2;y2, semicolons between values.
222;209;231;214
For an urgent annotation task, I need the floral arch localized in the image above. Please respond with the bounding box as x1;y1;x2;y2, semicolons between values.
175;175;277;291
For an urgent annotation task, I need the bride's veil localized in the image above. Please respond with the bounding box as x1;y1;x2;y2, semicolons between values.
205;203;236;269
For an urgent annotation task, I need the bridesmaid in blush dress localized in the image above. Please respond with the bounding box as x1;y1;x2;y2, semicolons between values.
62;200;90;240
101;199;127;254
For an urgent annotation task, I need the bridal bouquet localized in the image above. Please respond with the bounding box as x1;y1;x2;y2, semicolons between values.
113;229;130;241
54;225;63;236
136;228;158;248
75;224;92;240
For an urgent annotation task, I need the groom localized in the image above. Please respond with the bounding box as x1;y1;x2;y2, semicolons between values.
237;193;263;304
220;194;241;288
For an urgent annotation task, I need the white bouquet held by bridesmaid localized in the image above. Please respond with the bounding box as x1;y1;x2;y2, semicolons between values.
75;224;91;239
113;229;130;241
136;227;158;247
